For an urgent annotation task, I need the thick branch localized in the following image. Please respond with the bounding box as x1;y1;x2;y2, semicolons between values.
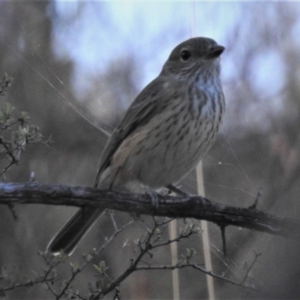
0;182;300;239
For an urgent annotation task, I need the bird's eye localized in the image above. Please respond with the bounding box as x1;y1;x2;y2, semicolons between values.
180;50;191;61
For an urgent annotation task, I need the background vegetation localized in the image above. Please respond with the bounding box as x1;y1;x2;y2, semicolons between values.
0;2;300;299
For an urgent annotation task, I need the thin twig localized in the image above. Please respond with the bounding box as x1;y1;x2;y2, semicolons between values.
136;263;257;291
55;220;134;300
91;220;161;299
249;188;263;210
241;251;262;285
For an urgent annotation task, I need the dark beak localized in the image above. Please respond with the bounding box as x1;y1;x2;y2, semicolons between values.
207;45;225;59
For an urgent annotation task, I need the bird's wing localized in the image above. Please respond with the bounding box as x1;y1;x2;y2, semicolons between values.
94;76;174;187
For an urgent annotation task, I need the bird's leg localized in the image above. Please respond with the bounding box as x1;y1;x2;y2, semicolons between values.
167;184;189;196
145;188;160;211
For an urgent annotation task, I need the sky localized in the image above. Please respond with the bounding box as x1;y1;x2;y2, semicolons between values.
46;0;300;132
51;1;241;95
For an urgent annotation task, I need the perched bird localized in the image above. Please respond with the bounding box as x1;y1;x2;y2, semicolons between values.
47;37;225;255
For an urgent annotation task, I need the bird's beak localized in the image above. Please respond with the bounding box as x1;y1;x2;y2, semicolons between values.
206;45;225;59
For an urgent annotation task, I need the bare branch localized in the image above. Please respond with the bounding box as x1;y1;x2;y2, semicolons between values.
0;182;299;239
55;220;134;300
241;251;262;285
0;261;60;296
136;263;257;291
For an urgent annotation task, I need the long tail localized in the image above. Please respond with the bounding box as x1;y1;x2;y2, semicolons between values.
46;207;104;256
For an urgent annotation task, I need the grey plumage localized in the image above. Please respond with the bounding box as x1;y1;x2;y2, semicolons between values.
47;37;225;255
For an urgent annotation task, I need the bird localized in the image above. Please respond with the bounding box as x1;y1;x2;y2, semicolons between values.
47;37;225;255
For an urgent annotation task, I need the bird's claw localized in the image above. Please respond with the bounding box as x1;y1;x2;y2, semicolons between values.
147;191;159;210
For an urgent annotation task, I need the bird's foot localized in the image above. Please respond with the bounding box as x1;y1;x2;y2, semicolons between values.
145;189;160;210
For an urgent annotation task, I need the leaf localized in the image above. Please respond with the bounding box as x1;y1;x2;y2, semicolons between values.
154;228;161;235
99;261;106;269
186;248;196;260
19;111;30;123
3;103;13;116
93;264;102;274
84;254;93;262
93;261;108;275
43;282;49;290
4;73;13;85
70;262;79;273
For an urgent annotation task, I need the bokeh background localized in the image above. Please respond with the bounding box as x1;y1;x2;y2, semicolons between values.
1;1;300;299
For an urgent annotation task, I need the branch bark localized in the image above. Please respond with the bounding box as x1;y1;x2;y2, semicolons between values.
0;182;300;239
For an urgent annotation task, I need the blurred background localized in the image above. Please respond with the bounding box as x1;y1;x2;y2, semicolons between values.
1;1;300;299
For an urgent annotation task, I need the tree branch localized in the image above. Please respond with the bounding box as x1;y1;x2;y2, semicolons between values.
0;182;299;239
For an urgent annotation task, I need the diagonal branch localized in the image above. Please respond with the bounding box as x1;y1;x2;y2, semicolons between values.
0;182;299;239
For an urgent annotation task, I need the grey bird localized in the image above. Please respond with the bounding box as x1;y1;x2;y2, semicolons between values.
47;37;225;255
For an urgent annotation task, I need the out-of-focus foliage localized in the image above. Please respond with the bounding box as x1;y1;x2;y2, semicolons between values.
0;73;12;96
0;74;42;178
1;1;300;299
204;4;300;299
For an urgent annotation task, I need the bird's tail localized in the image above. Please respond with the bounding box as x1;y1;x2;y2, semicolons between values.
46;207;104;256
